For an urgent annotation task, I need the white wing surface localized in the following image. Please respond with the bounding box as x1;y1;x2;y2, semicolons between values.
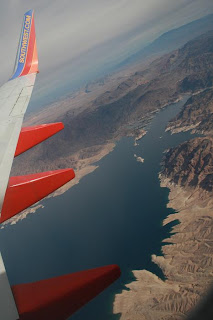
0;9;38;218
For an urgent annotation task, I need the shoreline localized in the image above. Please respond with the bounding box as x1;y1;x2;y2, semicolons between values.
2;143;115;227
113;173;213;320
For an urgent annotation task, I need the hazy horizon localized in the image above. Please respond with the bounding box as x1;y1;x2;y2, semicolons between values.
1;0;213;110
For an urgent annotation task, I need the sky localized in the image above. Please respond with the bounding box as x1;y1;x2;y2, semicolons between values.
0;0;213;109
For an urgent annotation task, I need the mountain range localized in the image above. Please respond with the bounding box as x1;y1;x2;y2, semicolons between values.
117;13;213;68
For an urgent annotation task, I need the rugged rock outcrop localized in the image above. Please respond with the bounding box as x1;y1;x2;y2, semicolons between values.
162;137;213;191
167;88;213;135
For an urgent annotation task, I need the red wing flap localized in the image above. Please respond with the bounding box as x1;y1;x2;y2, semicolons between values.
15;123;64;157
12;265;121;320
0;169;75;223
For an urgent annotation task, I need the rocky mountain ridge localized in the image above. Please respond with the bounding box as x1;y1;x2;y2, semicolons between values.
161;137;213;191
12;31;213;179
167;87;213;135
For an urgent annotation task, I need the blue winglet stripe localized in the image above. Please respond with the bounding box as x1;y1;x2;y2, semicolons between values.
10;10;33;80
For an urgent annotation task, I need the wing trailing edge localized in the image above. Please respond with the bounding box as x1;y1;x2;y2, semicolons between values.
12;265;121;320
0;169;75;223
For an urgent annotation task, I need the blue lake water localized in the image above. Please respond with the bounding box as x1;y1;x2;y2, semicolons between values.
0;97;198;319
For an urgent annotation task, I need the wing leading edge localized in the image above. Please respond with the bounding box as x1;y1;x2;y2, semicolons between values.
0;10;120;320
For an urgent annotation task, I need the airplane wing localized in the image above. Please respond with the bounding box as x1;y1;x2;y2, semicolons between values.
0;9;38;220
0;10;75;224
0;10;120;320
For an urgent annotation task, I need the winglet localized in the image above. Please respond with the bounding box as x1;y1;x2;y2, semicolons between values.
10;10;38;80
